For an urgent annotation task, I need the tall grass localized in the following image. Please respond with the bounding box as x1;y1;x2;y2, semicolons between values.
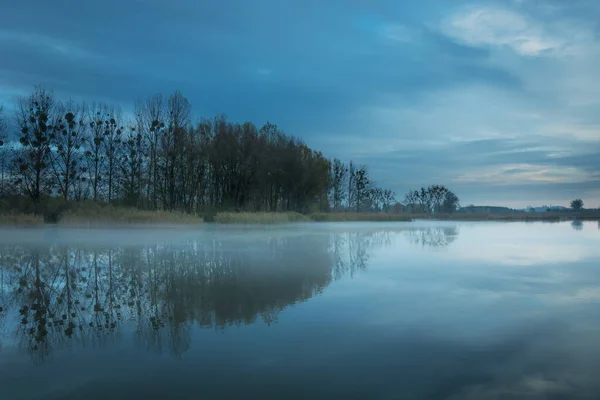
309;213;412;222
58;204;204;226
214;212;310;224
0;213;45;226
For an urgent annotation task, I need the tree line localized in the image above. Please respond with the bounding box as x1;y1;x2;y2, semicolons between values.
403;185;460;214
0;86;402;215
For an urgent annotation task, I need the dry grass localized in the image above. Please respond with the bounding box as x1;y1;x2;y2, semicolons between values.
214;212;310;224
412;212;600;221
309;212;412;222
0;213;45;226
58;205;204;227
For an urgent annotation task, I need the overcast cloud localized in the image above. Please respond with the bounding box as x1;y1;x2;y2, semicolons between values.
1;0;599;207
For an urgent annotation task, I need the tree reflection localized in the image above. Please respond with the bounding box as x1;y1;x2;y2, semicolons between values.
571;220;583;231
0;230;392;361
404;226;459;247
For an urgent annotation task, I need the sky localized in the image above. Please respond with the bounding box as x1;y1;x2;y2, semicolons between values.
1;0;599;208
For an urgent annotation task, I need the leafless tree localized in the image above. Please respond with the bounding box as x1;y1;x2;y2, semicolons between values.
50;100;87;201
13;86;56;205
0;104;7;195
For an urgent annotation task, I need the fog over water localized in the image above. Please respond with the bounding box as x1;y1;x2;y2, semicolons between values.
0;221;599;399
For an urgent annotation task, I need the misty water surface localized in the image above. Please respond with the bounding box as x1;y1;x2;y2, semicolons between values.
0;221;599;399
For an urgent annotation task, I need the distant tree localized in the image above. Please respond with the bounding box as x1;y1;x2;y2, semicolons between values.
101;109;123;202
85;102;112;201
571;199;584;211
390;202;404;214
441;190;460;213
404;185;459;214
329;158;348;211
381;189;396;212
50;100;87;201
119;124;144;206
162;90;191;210
0;104;7;194
351;165;371;213
136;94;166;209
13;86;56;204
347;161;355;209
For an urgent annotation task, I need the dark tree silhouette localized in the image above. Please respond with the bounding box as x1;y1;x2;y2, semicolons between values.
13;87;57;206
2;86;400;215
571;199;584;211
50;100;87;201
404;185;460;214
0;104;7;195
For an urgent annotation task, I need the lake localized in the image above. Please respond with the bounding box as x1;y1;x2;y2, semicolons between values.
0;220;599;399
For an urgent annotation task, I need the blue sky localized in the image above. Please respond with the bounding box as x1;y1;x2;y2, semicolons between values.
1;0;599;208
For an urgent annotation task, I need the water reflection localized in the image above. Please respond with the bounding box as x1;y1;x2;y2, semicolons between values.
405;226;458;247
0;230;407;361
572;220;583;231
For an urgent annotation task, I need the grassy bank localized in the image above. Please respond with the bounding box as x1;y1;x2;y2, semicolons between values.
213;212;310;224
57;205;204;226
2;205;599;227
309;212;412;222
0;213;45;226
213;212;413;224
413;212;600;221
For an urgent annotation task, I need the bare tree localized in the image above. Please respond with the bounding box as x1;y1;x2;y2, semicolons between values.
347;161;355;209
0;104;7;194
329;158;347;211
50;100;87;201
135;94;165;209
163;90;191;209
85;102;112;201
102;108;123;203
352;165;371;213
119;124;144;206
405;185;459;214
14;87;56;205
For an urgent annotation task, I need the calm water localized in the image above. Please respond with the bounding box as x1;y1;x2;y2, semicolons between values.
0;221;599;400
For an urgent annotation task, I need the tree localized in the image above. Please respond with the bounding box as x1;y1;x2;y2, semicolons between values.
102;108;123;202
351;165;371;213
329;158;347;211
441;191;460;213
14;87;55;205
162;90;191;210
85;102;112;201
571;199;584;211
50;100;87;201
135;94;165;209
404;185;460;214
0;104;7;195
119;124;144;206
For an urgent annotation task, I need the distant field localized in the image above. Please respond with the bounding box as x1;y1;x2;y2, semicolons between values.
413;212;600;221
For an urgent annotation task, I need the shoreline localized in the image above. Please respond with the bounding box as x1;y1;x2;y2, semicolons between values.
1;210;599;227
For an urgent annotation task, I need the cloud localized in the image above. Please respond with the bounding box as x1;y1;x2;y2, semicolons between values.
455;164;600;185
0;30;97;60
441;6;563;56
